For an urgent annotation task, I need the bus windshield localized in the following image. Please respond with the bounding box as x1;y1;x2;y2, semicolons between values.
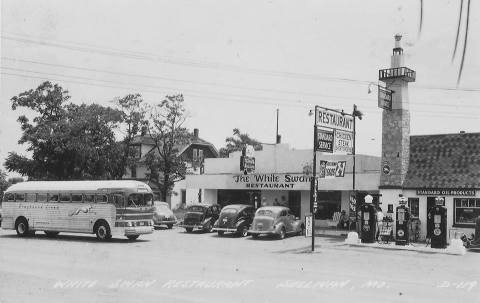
127;193;154;207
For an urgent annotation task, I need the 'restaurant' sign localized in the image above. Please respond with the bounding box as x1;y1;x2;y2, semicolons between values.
416;189;476;196
316;107;354;132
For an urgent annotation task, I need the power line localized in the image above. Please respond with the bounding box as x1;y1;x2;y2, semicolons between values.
3;32;479;92
2;70;479;120
3;57;480;110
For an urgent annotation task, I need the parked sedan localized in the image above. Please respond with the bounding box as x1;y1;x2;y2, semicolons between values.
213;204;255;237
152;201;177;229
248;206;305;239
179;204;220;233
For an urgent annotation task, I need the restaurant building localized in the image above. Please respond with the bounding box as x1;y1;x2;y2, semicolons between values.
377;35;479;241
186;143;381;227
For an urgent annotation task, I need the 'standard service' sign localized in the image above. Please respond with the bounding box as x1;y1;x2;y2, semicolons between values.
416;189;476;196
316;108;354;132
316;128;334;153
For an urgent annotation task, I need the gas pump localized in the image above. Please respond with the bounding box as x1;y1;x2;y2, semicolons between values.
427;197;447;249
360;195;377;243
395;196;411;246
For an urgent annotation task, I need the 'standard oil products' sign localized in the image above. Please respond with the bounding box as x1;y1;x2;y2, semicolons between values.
316;107;354;133
416;189;476;196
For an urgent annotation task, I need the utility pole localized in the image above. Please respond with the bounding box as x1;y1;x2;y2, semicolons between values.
310;105;319;252
276;108;280;144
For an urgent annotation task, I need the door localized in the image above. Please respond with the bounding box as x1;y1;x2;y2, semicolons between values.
288;191;301;217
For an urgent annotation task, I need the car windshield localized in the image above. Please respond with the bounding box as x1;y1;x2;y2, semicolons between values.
187;205;205;212
221;208;238;215
256;209;275;217
127;193;154;207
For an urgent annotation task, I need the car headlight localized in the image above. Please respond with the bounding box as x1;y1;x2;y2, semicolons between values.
126;222;133;227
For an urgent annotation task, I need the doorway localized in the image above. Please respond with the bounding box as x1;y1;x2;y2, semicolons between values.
288;191;301;217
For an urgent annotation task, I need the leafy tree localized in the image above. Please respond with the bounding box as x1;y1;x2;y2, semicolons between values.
112;93;147;179
219;128;263;158
0;170;11;199
5;81;124;180
145;94;190;200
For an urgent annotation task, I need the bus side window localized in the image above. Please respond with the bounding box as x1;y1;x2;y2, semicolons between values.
84;194;95;203
4;193;14;202
48;194;59;202
59;193;71;203
96;194;108;204
15;193;25;202
113;195;124;207
72;194;83;203
37;194;47;202
25;193;36;202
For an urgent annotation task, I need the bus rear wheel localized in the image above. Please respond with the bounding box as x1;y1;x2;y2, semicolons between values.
45;231;59;238
15;218;29;237
95;221;112;241
127;235;139;241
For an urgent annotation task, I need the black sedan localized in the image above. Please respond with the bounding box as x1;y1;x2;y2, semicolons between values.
213;204;255;237
179;204;220;233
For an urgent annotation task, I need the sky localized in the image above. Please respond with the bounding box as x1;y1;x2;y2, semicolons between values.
1;0;479;177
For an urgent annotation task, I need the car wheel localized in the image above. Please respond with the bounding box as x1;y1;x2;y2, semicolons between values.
15;218;29;237
279;227;286;240
167;224;173;229
205;222;213;233
186;227;193;233
240;226;249;237
298;225;305;236
217;231;224;236
45;231;59;238
251;234;259;239
127;235;139;241
95;221;111;241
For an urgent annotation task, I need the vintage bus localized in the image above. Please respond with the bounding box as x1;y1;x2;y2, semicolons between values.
1;180;155;241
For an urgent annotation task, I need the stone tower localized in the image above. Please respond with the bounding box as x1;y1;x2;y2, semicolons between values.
379;35;416;188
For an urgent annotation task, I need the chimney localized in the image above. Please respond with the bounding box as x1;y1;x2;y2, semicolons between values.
193;128;199;138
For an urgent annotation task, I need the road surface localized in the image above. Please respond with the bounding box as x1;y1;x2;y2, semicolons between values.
1;227;479;303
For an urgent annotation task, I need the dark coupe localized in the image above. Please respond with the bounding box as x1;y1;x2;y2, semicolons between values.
179;204;220;233
248;206;305;239
213;204;255;237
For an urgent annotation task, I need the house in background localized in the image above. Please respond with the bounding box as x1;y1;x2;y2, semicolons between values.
123;128;219;209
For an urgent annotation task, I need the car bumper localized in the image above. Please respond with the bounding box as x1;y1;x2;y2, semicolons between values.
124;226;154;236
213;227;238;233
248;230;277;235
153;220;177;226
179;224;206;230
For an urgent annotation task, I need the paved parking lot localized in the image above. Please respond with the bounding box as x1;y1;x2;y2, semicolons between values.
1;227;479;303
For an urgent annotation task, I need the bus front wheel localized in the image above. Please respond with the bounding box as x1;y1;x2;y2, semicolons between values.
95;221;112;241
15;217;29;237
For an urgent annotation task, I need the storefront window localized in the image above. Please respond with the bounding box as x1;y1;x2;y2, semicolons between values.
408;198;419;218
454;198;480;226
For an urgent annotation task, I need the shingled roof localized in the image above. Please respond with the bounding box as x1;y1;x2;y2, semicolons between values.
403;132;480;189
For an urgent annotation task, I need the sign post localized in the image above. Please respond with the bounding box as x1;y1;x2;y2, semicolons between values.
310;105;362;251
